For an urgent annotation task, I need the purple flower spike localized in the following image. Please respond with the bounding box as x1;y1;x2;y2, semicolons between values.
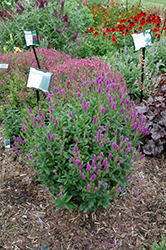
117;187;121;193
56;29;61;34
47;132;51;141
55;118;59;126
61;1;64;6
86;162;91;171
79;162;83;169
105;124;109;132
45;188;50;193
94;187;98;191
93;116;97;123
39;0;45;8
69;111;73;118
101;107;105;114
104;182;108;187
65;22;70;28
35;145;39;151
61;13;68;22
71;31;79;41
74;145;78;152
53;8;59;17
70;157;74;162
87;184;91;190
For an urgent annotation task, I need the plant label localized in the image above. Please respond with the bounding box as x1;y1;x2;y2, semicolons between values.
132;29;153;51
26;67;53;93
4;138;10;149
0;64;8;69
24;30;39;46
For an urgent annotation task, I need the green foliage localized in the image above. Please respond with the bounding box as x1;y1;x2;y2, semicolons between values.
102;37;166;99
14;73;148;212
151;238;166;250
0;0;94;53
1;107;25;144
0;0;15;7
142;237;166;250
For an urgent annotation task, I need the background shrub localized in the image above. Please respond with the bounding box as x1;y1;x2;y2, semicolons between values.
0;0;94;53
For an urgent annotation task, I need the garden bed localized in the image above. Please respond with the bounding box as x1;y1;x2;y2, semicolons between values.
0;124;166;250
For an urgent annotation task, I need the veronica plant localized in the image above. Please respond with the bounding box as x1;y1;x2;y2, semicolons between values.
14;72;149;213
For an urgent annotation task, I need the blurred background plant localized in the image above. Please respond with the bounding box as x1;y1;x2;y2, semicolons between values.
0;0;94;53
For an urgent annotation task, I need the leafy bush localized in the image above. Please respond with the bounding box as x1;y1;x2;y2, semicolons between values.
0;0;94;53
14;73;149;212
136;75;166;156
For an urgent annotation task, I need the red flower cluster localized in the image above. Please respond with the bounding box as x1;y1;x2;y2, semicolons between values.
88;10;163;45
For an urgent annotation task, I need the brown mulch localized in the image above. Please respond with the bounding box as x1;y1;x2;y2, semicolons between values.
0;125;166;250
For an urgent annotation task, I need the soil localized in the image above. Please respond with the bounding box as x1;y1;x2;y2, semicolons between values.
0;125;166;250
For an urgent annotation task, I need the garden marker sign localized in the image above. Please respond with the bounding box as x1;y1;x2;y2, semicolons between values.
0;64;8;69
26;67;53;93
24;30;42;106
24;30;39;47
132;29;153;102
4;138;10;149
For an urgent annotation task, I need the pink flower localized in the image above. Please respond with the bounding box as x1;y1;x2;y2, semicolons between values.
79;162;83;169
90;174;96;181
105;124;109;132
55;118;59;126
87;184;91;190
47;132;51;141
74;145;78;152
117;187;121;193
86;162;91;171
140;154;145;159
69;111;73;118
101;107;105;114
108;153;112;158
70;157;74;162
99;141;103;146
93;116;97;123
94;187;98;191
53;170;56;173
45;188;50;193
104;182;108;187
59;192;63;197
